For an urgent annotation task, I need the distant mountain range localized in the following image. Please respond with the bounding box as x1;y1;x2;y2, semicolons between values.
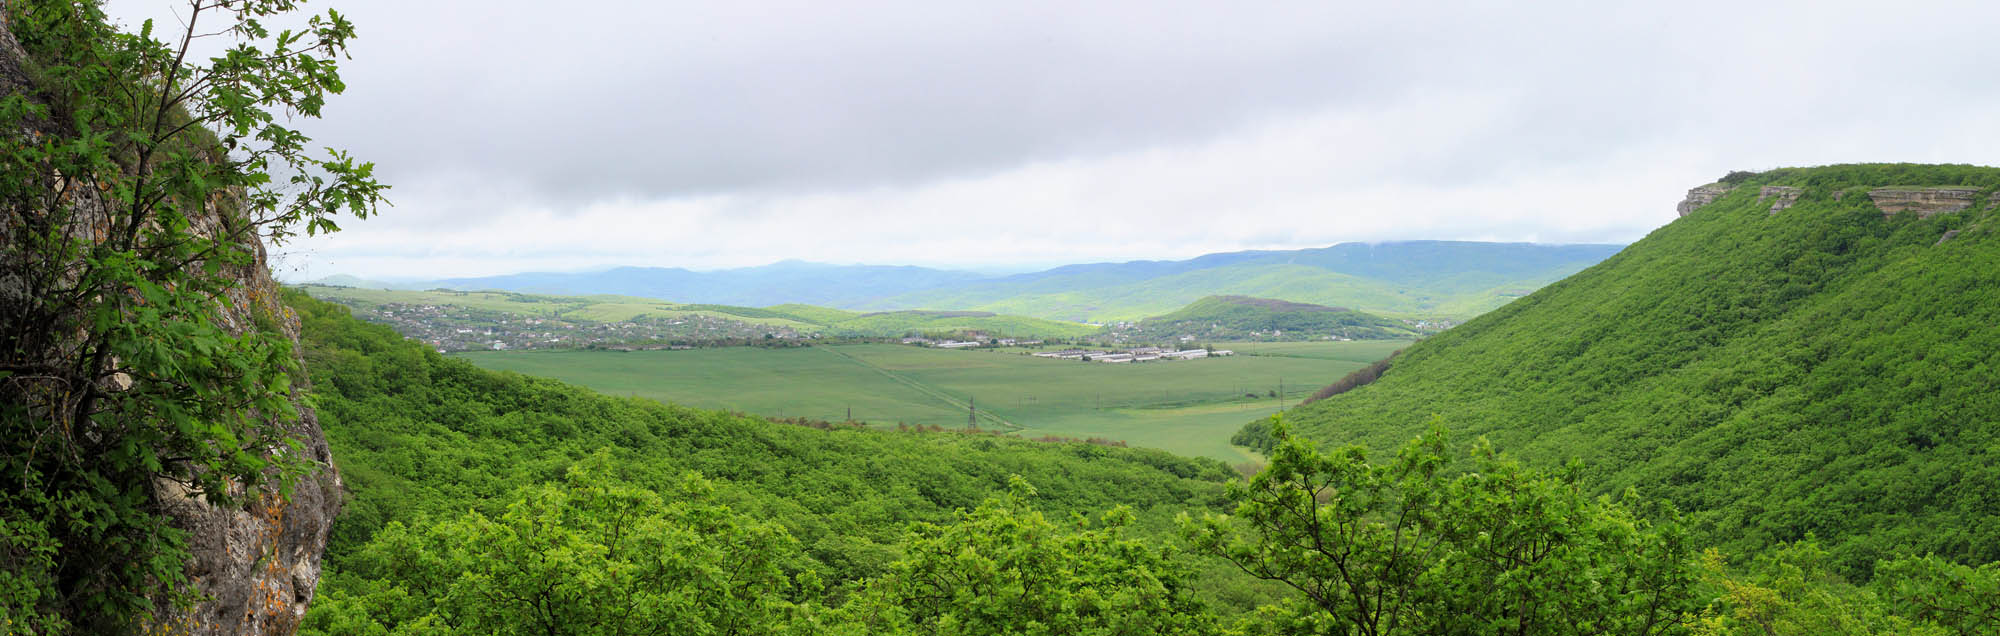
313;241;1623;321
859;241;1624;321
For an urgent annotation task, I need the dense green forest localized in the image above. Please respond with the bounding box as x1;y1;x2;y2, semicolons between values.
292;290;1997;634
1240;164;2000;580
284;291;1292;630
1136;295;1416;341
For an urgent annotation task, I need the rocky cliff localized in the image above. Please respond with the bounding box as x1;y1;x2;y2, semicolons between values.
1758;185;1803;214
147;252;343;636
1676;178;1991;221
1675;183;1731;217
1868;186;1981;218
0;14;340;636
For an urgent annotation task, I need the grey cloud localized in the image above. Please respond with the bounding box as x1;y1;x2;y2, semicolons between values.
311;1;1397;202
100;0;2000;281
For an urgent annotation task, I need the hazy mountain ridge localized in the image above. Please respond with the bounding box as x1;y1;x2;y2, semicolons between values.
319;241;1622;322
859;241;1622;321
429;261;990;307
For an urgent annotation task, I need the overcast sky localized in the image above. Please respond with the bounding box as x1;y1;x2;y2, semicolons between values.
104;0;2000;280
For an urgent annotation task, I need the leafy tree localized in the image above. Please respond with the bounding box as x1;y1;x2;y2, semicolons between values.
0;0;383;629
304;456;809;636
1874;554;2000;636
1185;419;1698;635
830;476;1220;636
1682;538;2000;636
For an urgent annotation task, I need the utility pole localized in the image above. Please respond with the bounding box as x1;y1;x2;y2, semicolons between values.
846;405;851;422
969;396;977;429
1278;377;1286;410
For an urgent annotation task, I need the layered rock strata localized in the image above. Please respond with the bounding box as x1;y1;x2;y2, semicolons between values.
1676;184;1732;217
1869;187;1980;219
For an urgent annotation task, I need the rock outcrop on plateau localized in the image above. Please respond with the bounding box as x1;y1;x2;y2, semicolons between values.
1868;187;1980;219
1676;184;1732;217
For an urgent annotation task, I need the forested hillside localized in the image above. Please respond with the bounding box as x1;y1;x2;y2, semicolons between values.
1240;164;2000;577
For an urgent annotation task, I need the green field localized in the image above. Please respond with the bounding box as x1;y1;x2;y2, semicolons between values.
456;341;1405;462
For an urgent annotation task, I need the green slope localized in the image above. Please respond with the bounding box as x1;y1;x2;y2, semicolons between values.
1139;295;1415;340
1238;164;2000;577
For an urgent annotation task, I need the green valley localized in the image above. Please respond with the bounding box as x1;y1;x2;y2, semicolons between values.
456;341;1376;462
13;1;2000;632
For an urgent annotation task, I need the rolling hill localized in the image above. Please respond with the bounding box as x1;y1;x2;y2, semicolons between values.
859;241;1624;321
1236;164;2000;577
1134;295;1416;341
318;242;1622;323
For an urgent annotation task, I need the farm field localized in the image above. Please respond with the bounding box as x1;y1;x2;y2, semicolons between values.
457;341;1403;461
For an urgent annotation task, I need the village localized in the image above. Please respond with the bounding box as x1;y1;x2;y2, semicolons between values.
347;302;812;352
1029;346;1233;363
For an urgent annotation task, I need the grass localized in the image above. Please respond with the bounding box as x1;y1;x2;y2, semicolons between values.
456;341;1400;461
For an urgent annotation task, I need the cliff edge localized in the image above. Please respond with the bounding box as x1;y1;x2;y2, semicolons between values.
0;13;340;636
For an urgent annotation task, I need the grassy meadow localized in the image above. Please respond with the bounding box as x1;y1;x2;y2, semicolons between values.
457;341;1407;461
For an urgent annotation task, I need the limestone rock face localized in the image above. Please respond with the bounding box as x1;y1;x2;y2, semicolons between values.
1676;184;1732;217
1758;186;1803;214
1868;187;1980;219
147;245;342;636
0;15;340;636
